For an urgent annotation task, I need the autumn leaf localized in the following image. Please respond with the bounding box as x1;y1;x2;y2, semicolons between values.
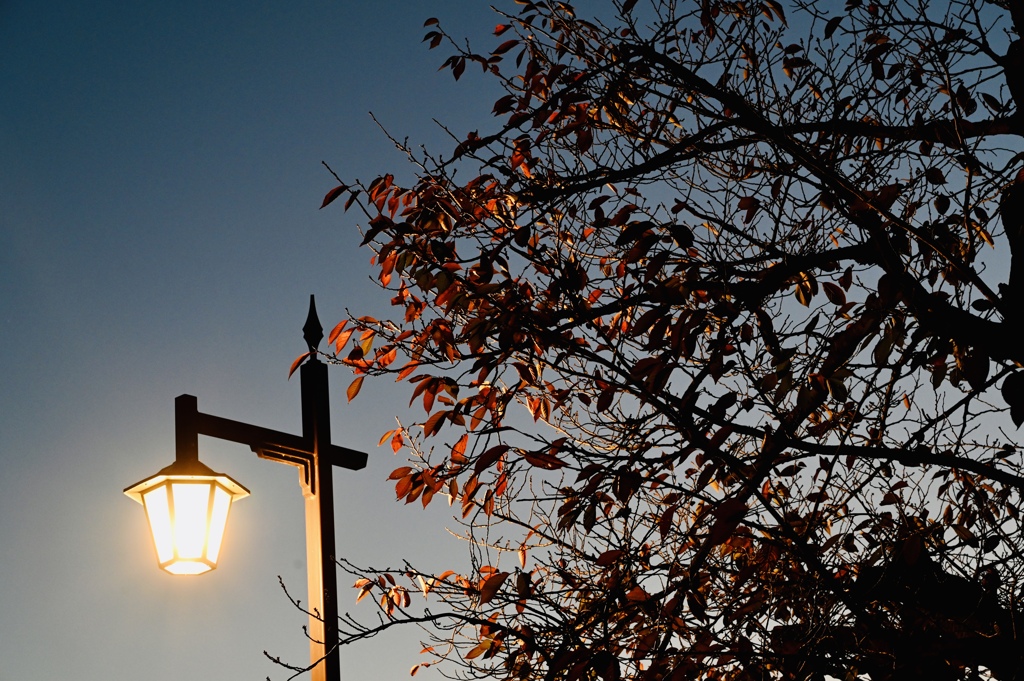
763;0;786;24
451;434;468;462
320;184;347;209
982;92;1004;113
465;639;495;660
595;550;624;566
626;586;650;602
707;498;747;546
421;409;448;437
347;376;364;402
492;39;519;55
475;444;510;473
925;167;947;185
388;466;412;480
1003;372;1024;427
328;319;348;345
288;352;309;379
478;571;510;604
824;15;842;39
737;196;761;223
521;448;567;469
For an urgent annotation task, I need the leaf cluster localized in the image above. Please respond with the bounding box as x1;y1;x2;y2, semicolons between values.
316;2;1024;680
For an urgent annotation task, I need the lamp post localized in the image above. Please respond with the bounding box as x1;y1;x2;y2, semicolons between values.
125;296;367;681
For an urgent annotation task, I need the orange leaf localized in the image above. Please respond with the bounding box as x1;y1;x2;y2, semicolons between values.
288;352;309;379
389;466;412;480
378;346;398;368
422;410;447;437
347;376;364;402
465;639;492;660
396;361;420;381
333;327;354;354
478;572;510;605
452;434;468;462
626;586;650;602
328;319;349;344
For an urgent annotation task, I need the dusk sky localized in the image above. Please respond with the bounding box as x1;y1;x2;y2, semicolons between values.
0;2;506;679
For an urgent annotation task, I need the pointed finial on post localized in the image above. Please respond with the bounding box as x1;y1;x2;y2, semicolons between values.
303;295;324;355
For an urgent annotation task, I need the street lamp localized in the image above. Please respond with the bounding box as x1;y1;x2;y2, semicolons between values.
123;456;249;575
125;296;368;681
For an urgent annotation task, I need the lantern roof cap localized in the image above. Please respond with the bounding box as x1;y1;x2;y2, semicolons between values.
123;458;250;503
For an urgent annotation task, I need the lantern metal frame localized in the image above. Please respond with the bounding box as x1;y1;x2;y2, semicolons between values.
125;296;368;681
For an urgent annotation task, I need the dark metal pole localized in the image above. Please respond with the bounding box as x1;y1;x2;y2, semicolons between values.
299;296;341;681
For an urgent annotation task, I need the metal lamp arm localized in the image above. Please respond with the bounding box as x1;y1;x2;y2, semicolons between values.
175;394;367;496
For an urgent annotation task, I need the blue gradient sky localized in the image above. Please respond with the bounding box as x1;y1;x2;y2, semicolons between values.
1;2;501;679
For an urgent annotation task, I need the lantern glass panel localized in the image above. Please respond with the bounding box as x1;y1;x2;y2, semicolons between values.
142;485;174;564
171;482;213;559
207;485;232;563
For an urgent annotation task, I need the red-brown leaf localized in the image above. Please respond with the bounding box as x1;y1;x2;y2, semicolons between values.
925;167;947;185
521;449;567;470
478;571;510;604
320;184;347;209
1003;372;1024;427
707;498;747;546
475;444;510;473
596;550;624;566
822;282;846;305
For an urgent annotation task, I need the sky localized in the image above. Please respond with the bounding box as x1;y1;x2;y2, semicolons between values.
0;2;506;679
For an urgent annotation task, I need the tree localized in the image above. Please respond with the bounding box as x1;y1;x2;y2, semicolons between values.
316;1;1024;680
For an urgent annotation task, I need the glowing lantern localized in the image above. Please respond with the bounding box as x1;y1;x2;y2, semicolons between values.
124;459;248;575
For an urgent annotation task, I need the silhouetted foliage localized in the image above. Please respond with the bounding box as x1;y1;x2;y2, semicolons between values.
318;1;1024;680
